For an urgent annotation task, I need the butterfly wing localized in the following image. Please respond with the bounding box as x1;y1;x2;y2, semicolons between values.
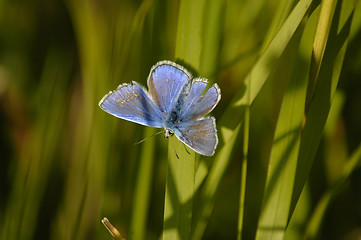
99;82;164;128
173;117;218;156
147;61;192;114
180;79;221;121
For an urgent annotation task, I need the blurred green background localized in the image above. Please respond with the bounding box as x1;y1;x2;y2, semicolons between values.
0;0;361;239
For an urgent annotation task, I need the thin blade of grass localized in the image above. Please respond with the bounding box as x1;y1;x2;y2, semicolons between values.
163;138;196;240
237;73;251;240
284;184;311;240
292;0;356;214
255;8;315;239
174;0;205;66
199;0;225;80
261;0;297;52
306;0;338;110
162;0;206;239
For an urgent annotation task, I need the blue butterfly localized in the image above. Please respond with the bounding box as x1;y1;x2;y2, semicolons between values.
99;61;221;156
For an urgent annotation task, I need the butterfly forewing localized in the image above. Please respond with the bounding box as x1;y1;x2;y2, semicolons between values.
99;82;164;128
148;61;191;114
174;117;218;156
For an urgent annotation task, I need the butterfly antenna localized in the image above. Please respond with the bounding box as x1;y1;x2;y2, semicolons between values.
169;139;179;159
134;130;163;145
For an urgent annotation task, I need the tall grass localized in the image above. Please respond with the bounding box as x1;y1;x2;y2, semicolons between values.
0;0;361;239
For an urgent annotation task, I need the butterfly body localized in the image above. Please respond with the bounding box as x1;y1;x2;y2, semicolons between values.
99;61;221;156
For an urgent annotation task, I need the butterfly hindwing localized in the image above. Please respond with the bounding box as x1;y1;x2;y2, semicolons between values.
173;117;218;156
99;82;164;128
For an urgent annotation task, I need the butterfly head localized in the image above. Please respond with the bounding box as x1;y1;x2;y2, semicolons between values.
164;129;174;139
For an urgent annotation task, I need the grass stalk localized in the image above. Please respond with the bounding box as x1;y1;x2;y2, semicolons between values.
292;0;355;212
237;75;251;240
255;11;313;239
162;0;206;239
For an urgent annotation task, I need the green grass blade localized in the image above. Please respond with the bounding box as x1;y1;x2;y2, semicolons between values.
199;0;225;80
174;0;205;66
162;0;205;239
292;0;356;213
163;138;196;240
261;0;297;52
242;0;313;106
284;184;311;240
306;0;337;110
237;74;251;240
255;9;315;239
